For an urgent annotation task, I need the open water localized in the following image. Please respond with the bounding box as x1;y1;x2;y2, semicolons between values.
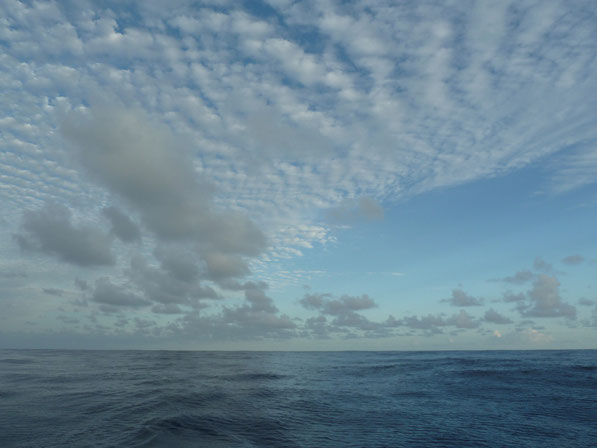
1;350;596;447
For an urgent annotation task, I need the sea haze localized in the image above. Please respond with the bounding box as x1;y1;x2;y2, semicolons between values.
1;350;596;447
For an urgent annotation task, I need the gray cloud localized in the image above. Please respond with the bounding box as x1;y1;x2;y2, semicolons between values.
533;257;553;273
42;288;64;297
128;254;219;306
203;251;250;282
498;270;535;285
15;203;114;267
0;271;27;279
443;288;483;307
172;283;297;341
503;291;526;303
102;206;141;243
91;277;150;308
154;246;200;283
483;308;513;325
300;293;377;315
518;275;576;319
400;314;447;332
299;293;381;333
399;310;479;331
578;298;595;306
244;285;278;314
62;107;265;258
325;196;384;224
152;303;185;314
74;278;89;291
445;310;479;329
299;293;329;310
561;254;584;266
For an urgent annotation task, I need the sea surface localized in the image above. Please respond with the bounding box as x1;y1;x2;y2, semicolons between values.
1;350;596;447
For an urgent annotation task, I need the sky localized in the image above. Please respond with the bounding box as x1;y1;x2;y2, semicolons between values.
1;0;596;350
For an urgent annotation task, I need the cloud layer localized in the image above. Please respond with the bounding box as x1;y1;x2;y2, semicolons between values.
1;0;596;347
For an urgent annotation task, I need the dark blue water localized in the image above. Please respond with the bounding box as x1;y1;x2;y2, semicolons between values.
1;350;596;447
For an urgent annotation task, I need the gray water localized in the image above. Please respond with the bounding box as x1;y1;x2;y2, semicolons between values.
1;350;596;447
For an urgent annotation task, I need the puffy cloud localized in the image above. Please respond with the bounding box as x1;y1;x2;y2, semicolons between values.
203;251;250;282
153;246;201;283
299;293;380;333
300;293;376;315
244;284;278;313
15;203;114;267
561;254;584;266
445;310;479;329
443;288;483;307
483;308;512;324
399;314;447;332
128;254;218;306
102;206;141;243
172;283;297;340
62;107;265;257
299;293;329;310
400;310;479;331
519;275;576;319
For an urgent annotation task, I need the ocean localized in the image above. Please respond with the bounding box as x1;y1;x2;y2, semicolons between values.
1;350;596;447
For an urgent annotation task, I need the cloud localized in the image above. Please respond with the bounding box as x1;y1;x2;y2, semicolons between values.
0;271;28;279
399;310;479;331
443;288;483;307
483;308;512;325
1;0;596;346
445;310;479;329
127;254;218;306
91;277;150;308
153;246;200;283
561;254;584;266
42;288;64;297
173;283;297;340
399;314;447;332
15;203;114;267
300;293;377;315
578;298;595;306
74;278;89;291
498;270;535;285
518;274;576;319
102;206;141;243
549;146;597;193
299;293;381;333
533;257;553;273
325;196;384;223
151;303;185;314
62;107;265;258
503;291;526;303
203;251;250;282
